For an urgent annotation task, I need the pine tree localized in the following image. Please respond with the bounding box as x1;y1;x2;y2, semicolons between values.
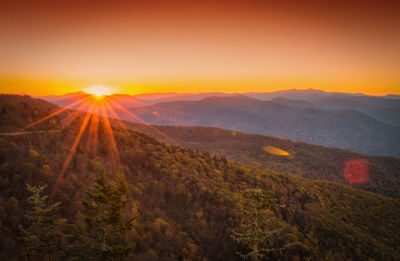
19;184;68;261
232;188;298;261
81;169;135;261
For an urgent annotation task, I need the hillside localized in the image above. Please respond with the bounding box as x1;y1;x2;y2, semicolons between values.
124;123;400;198
0;95;61;132
0;94;399;260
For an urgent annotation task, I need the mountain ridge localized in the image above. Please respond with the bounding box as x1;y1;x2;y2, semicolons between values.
124;122;400;198
124;95;400;157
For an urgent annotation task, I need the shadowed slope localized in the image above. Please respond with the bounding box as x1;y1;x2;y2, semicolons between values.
124;123;400;198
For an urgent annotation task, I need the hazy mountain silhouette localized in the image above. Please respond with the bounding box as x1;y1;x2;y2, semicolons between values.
39;89;400;157
245;88;365;102
123;95;400;157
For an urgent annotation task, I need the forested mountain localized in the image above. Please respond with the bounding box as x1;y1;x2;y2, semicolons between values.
123;95;400;157
123;124;400;198
0;95;60;132
0;94;399;260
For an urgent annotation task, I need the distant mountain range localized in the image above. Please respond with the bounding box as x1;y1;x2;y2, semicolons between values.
38;89;400;157
37;88;400;104
125;95;400;157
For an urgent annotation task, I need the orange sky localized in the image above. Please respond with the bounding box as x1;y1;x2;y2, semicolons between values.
0;0;399;96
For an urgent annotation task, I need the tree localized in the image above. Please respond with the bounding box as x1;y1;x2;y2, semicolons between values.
232;188;298;261
81;169;135;260
19;184;68;261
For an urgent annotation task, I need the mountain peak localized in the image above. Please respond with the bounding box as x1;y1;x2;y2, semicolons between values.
201;94;256;102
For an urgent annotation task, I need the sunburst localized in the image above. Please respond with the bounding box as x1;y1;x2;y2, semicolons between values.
13;88;178;201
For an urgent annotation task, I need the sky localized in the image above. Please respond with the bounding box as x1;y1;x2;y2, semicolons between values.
0;0;399;95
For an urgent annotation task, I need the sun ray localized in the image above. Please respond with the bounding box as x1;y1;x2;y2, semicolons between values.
100;101;121;170
86;104;100;158
62;99;93;127
105;96;149;125
50;104;93;200
17;96;90;132
103;99;130;134
106;97;177;144
44;92;176;200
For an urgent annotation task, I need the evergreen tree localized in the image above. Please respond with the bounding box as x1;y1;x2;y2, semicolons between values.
232;188;298;261
81;169;135;261
19;184;68;261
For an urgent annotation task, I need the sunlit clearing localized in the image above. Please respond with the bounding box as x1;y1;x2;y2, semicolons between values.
84;85;114;99
263;146;290;156
344;159;370;184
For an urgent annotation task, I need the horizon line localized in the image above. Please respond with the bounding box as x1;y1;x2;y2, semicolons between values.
2;88;399;98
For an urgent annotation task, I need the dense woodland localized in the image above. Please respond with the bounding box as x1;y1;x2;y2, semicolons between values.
125;124;400;198
0;95;399;260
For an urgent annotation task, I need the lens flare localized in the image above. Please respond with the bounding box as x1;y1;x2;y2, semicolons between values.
263;146;290;156
344;159;370;184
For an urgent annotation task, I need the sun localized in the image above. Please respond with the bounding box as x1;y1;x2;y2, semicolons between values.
84;85;114;98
